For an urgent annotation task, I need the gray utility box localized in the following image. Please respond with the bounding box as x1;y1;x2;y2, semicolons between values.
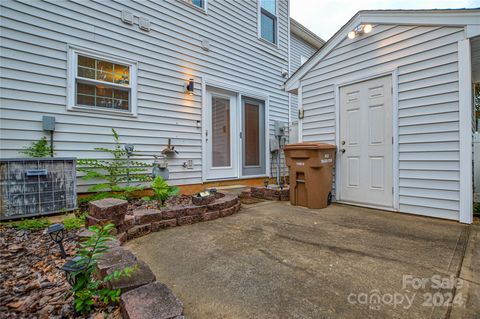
0;158;77;220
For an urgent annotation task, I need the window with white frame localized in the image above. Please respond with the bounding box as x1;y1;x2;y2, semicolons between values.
70;50;136;113
259;0;277;44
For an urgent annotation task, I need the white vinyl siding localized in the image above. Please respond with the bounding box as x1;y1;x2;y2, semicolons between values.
300;24;464;220
289;33;318;121
0;0;290;190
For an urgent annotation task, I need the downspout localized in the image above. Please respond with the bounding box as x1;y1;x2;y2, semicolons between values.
287;3;292;126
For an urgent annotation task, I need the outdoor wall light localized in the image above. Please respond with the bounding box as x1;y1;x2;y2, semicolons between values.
61;256;86;287
348;24;373;39
184;78;194;95
46;223;66;258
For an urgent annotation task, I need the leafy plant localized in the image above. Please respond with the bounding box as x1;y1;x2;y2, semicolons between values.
151;176;179;206
77;128;151;199
70;224;134;314
20;137;54;157
7;218;51;230
474;202;480;217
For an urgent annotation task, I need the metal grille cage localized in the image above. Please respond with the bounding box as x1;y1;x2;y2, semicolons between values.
0;158;77;220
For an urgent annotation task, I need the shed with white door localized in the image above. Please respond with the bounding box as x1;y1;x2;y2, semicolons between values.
285;9;480;224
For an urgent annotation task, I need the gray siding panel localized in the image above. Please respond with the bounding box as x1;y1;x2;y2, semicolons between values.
289;33;317;121
299;24;464;220
0;0;291;190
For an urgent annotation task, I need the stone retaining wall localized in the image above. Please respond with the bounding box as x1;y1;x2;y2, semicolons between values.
87;194;241;244
250;186;290;201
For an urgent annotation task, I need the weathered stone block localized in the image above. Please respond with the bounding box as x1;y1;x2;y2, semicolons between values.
89;198;128;221
200;210;220;222
161;207;187;220
127;224;151;240
119;215;135;233
134;209;163;225
233;202;241;213
192;195;215;206
117;232;127;245
239;190;252;198
151;219;177;231
85;215;111;228
220;206;235;217
97;247;137;277
206;194;238;211
121;282;183;319
106;260;156;293
177;215;200;226
184;205;207;216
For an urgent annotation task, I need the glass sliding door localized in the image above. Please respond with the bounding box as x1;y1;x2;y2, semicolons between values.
242;98;265;176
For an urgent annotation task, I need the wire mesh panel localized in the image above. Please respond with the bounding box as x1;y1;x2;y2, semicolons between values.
0;158;77;220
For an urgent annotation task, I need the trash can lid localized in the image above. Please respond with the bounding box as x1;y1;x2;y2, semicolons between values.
284;142;336;150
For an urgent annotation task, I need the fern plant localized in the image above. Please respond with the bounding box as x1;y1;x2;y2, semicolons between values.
20;137;54;157
70;224;134;314
77;128;151;199
151;176;179;206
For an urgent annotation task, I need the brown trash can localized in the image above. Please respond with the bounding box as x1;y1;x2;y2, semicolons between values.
284;142;336;209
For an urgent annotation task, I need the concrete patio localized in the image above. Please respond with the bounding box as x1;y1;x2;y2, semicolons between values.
126;201;476;319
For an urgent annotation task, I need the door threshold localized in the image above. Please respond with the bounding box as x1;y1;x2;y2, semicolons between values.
335;201;396;212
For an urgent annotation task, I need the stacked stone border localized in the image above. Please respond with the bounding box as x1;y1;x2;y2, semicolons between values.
249;186;290;201
87;193;241;243
84;194;241;319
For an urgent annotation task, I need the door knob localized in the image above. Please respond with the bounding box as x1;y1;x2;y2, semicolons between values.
340;149;346;154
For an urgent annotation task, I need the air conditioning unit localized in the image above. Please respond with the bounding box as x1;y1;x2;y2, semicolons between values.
0;158;77;220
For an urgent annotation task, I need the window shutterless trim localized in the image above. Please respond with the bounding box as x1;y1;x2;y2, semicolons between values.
260;8;277;44
67;47;138;117
257;0;279;47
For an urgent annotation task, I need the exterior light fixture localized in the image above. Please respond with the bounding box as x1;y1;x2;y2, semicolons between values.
61;256;86;287
46;223;66;258
184;78;194;95
347;24;373;39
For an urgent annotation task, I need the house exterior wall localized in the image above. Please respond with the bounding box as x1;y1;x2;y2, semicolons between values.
289;33;317;122
299;24;465;220
0;0;292;190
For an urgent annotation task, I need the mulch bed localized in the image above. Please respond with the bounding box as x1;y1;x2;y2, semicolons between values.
127;195;195;214
0;225;121;319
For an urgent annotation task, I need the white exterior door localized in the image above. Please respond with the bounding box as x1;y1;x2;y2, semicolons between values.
339;76;393;208
206;89;238;180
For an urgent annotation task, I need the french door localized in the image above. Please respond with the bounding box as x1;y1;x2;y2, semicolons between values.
205;88;266;180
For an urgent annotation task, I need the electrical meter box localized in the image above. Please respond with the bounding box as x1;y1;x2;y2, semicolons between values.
274;121;288;137
0;158;77;220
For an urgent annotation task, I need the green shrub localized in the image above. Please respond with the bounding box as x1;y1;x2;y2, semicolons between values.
151;176;179;206
7;218;51;231
71;224;134;314
20;137;54;157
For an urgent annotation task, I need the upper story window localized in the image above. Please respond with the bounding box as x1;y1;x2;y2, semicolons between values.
259;0;277;44
68;49;137;115
185;0;205;10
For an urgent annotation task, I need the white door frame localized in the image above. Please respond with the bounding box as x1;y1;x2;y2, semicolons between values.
334;69;399;211
201;76;270;182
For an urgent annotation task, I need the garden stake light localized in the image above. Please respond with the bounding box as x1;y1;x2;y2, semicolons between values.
46;223;67;258
61;256;86;287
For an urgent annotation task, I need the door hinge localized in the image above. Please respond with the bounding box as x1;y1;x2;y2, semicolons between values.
392;187;394;194
239;131;242;139
392;137;394;144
